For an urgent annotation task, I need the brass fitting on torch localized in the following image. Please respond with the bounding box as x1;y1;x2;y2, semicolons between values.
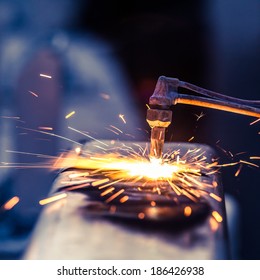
146;109;172;159
146;76;179;159
147;75;260;160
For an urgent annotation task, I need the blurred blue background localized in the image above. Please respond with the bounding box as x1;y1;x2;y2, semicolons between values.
0;0;259;259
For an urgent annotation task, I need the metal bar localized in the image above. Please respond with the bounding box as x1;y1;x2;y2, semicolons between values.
24;141;230;260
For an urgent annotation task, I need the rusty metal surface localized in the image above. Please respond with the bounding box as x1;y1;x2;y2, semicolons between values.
24;141;230;260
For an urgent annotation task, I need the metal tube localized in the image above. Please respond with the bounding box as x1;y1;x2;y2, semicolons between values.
176;94;260;119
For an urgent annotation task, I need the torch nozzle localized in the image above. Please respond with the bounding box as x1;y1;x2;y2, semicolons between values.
149;127;166;161
146;108;172;162
147;75;260;162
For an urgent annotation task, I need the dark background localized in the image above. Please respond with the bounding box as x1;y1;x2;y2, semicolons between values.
0;0;259;259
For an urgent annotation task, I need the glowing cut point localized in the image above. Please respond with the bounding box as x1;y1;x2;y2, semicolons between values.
75;147;81;155
127;158;179;180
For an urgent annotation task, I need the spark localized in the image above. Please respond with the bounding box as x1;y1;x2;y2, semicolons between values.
17;126;82;147
146;104;151;109
39;193;67;205
65;184;91;191
1;116;20;119
239;160;259;168
105;189;125;203
54;144;222;206
125;133;135;139
250;156;260;160
105;127;119;135
184;206;192;217
120;196;129;203
68;126;109;147
101;187;115;197
195;112;205;121
119;114;126;124
2;121;249;213
250;118;260;125
151;201;156;207
75;147;81;154
188;136;194;142
38;126;53;131
212;210;223;223
2;196;20;210
209;193;222;202
98;179;124;190
138;212;145;219
28;90;39;97
65;111;75;119
5;150;58;159
40;73;52;79
110;125;123;134
100;93;110;100
92;178;110;187
235;164;243;177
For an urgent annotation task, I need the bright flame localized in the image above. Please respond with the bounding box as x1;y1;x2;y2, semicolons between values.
55;151;201;181
127;158;179;179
